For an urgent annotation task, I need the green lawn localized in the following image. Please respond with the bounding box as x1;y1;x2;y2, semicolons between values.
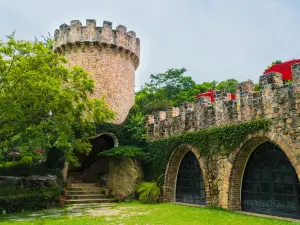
0;202;298;225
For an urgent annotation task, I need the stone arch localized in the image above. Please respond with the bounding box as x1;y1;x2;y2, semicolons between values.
67;132;119;182
89;132;119;148
222;131;300;211
163;144;210;204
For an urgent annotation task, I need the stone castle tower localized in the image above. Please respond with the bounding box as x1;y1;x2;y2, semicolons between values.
53;19;140;124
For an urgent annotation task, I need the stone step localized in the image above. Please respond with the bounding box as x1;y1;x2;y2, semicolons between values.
67;194;105;200
68;183;98;188
65;198;116;204
68;187;101;192
68;190;103;195
70;180;82;183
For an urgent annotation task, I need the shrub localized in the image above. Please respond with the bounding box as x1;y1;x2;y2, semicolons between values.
17;156;33;165
0;186;61;212
136;182;161;203
98;145;144;158
0;162;62;178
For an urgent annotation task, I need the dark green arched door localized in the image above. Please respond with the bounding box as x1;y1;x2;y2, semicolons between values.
176;151;206;205
242;142;300;219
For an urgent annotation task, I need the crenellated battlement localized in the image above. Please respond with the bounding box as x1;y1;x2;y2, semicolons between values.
146;66;300;140
53;19;140;68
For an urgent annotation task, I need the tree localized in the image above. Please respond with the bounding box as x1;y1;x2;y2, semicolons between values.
34;32;54;50
215;79;238;93
136;68;196;113
0;34;114;170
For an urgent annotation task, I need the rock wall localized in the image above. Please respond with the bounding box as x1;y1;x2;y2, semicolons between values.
0;175;58;189
106;157;143;197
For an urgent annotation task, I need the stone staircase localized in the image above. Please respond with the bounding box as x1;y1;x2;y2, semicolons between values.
66;183;116;204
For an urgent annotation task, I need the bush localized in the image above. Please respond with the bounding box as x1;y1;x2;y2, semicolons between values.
136;182;161;203
2;156;33;168
0;162;62;178
98;146;144;158
0;186;61;212
17;156;33;165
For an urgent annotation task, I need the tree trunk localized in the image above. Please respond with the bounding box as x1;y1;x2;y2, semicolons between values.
62;161;69;182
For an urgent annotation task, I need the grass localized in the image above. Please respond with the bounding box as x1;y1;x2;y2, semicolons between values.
0;202;298;225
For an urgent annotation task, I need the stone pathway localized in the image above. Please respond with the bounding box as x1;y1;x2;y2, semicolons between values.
3;203;152;222
6;203;117;222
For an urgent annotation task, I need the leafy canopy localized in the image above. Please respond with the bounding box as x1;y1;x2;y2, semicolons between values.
0;34;114;165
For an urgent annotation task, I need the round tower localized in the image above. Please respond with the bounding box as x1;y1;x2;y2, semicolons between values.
53;19;140;124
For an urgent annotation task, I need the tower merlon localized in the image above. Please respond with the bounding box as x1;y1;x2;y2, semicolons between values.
53;19;140;61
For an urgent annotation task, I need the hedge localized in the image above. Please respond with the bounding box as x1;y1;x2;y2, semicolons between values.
0;186;61;212
0;163;62;178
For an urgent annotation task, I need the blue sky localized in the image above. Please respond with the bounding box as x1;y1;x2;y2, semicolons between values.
0;0;300;90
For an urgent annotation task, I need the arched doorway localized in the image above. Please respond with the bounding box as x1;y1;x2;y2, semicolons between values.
68;133;117;183
176;151;206;205
242;142;300;218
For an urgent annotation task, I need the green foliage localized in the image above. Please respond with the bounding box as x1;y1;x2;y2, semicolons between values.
0;162;62;177
215;79;238;93
254;83;262;91
17;156;33;165
98;146;144;158
285;80;294;85
265;60;282;71
136;182;161;203
143;119;269;181
0;33;114;164
123;105;147;142
95;123;128;145
136;68;195;112
34;32;54;50
0;186;60;212
0;155;32;168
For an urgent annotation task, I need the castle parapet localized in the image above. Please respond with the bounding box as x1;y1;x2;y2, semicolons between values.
53;19;140;68
147;72;300;140
259;72;283;88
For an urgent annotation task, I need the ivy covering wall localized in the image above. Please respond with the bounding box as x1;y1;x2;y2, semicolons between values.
142;119;269;181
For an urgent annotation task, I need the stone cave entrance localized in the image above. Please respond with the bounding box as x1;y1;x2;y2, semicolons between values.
242;142;300;219
68;134;116;183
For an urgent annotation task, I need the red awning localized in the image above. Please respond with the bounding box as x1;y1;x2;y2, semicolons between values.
195;90;215;102
195;90;236;102
263;59;300;80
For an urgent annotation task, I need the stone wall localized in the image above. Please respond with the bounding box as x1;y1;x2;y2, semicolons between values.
53;20;140;124
0;175;58;188
146;67;300;145
148;64;300;211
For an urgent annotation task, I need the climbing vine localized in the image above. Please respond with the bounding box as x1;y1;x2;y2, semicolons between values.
143;119;270;181
94;123;128;145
